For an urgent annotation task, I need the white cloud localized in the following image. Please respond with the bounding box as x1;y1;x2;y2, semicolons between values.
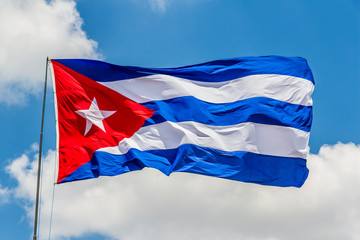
0;0;99;105
148;0;169;12
146;0;211;13
6;142;360;240
0;184;10;203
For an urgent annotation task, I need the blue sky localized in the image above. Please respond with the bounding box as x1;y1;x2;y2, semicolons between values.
0;0;359;239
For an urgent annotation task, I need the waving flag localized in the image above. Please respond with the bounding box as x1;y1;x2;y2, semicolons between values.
50;56;314;187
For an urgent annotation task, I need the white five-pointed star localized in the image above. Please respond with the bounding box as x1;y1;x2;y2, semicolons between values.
75;98;116;136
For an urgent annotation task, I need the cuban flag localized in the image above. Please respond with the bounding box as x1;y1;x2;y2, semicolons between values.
50;56;314;187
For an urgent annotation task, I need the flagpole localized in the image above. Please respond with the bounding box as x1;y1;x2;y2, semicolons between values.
33;57;49;240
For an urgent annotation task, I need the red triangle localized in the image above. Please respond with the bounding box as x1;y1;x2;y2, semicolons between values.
52;60;154;183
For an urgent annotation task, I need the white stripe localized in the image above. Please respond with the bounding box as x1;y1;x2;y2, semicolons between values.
99;74;314;106
98;121;309;159
49;60;60;184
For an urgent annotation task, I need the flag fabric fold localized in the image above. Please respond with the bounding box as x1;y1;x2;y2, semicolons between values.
51;56;314;187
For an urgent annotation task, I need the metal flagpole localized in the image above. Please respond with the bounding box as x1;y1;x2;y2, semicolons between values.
33;57;49;240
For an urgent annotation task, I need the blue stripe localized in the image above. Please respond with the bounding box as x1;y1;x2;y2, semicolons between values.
53;56;314;84
60;144;308;187
142;97;312;132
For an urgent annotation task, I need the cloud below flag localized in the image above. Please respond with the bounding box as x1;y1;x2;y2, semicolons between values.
50;56;314;187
